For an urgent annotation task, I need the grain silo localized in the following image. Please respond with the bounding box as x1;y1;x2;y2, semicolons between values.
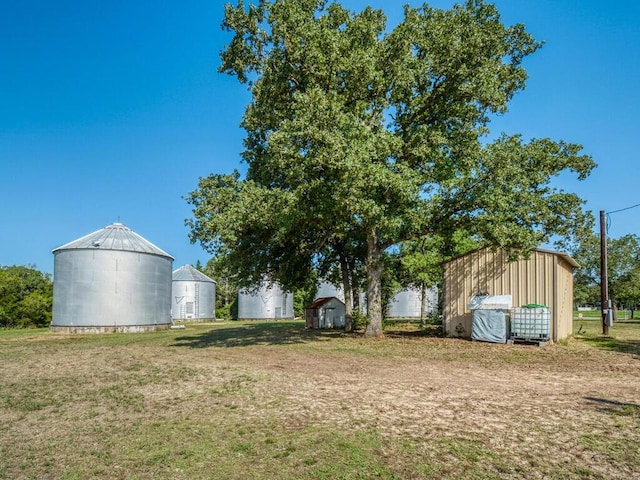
315;281;345;302
237;281;294;320
386;287;438;319
50;222;173;333
314;280;367;313
171;265;216;321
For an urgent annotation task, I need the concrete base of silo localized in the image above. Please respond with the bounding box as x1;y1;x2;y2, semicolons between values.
49;324;171;334
171;317;216;323
236;317;295;321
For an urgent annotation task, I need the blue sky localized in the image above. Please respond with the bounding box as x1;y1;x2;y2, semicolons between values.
1;0;639;275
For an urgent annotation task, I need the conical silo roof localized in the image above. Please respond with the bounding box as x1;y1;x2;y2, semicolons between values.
172;265;216;283
52;222;174;259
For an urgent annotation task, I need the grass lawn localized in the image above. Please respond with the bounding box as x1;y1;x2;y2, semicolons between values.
1;319;639;479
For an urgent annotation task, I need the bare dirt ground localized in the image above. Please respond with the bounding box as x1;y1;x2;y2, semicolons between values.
1;323;639;479
157;322;640;478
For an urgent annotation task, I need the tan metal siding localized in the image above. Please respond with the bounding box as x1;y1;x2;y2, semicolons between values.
443;247;575;341
555;258;575;340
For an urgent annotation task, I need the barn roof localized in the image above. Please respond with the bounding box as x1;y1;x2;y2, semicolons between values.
306;297;344;309
444;246;579;269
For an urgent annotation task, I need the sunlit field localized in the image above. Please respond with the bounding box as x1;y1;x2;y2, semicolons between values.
1;319;638;479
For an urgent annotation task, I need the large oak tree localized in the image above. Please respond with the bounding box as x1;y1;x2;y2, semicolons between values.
187;0;595;336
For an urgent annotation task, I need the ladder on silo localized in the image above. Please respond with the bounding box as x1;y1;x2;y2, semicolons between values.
195;283;200;318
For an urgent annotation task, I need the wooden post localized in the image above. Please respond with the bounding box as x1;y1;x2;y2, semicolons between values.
600;210;610;335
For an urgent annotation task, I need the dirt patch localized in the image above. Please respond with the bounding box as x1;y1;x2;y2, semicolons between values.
195;334;640;477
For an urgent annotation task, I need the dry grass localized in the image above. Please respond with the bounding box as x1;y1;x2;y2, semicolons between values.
1;319;639;479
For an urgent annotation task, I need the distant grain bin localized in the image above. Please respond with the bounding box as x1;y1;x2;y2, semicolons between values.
50;222;173;333
237;281;294;320
315;281;345;303
171;265;216;321
314;280;367;313
387;287;438;319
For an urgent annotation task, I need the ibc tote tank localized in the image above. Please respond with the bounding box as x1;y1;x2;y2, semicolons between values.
50;222;174;333
171;265;216;321
237;281;294;320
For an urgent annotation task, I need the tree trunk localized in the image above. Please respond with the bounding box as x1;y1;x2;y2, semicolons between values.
340;253;353;332
364;227;384;337
348;256;361;314
420;282;428;325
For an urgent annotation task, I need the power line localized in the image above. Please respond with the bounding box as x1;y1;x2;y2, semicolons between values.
608;202;640;215
606;202;640;230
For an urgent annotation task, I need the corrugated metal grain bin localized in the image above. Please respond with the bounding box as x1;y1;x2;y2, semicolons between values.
386;287;437;319
443;247;578;342
237;281;294;320
50;222;173;333
314;280;367;313
315;281;345;303
172;265;216;321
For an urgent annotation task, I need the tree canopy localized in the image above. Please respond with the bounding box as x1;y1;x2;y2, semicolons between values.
0;265;53;328
571;233;640;316
187;0;595;336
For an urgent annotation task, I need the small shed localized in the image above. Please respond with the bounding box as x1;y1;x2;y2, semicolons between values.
305;297;346;329
443;247;579;342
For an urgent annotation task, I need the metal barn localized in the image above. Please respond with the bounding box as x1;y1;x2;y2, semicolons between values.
237;281;294;320
51;222;173;333
443;247;578;342
171;265;216;321
386;287;438;319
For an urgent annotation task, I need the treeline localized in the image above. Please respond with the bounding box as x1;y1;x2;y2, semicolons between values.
571;234;640;318
0;265;53;328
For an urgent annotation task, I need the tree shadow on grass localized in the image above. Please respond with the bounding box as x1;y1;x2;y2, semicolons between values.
170;321;345;348
585;397;640;417
383;323;443;339
580;336;640;358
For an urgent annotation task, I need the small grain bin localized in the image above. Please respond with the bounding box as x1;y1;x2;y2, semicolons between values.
51;222;173;333
171;265;216;321
386;287;438;319
237;280;294;320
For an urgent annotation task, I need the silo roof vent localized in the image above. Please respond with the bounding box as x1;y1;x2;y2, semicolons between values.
52;222;174;260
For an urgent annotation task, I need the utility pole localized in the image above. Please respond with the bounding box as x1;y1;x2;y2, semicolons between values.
600;210;610;335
